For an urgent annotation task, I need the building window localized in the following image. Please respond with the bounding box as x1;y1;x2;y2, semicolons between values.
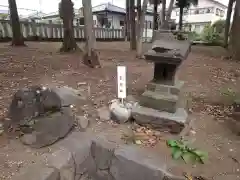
194;9;199;14
194;24;201;33
120;20;124;26
79;18;84;25
206;7;214;13
220;10;225;17
183;9;189;15
199;8;205;14
216;8;220;16
93;20;96;25
147;21;152;29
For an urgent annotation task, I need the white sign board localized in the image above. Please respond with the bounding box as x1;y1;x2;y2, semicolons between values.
117;66;126;99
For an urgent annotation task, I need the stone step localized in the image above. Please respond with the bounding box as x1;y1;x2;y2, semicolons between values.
140;91;178;113
132;105;188;134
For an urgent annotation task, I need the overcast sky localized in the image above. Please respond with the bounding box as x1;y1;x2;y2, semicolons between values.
0;0;229;15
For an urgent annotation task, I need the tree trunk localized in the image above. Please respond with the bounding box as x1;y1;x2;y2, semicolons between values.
153;0;158;30
166;0;174;21
60;19;78;52
160;0;166;29
125;0;130;41
82;0;101;68
229;0;240;60
137;0;141;21
136;0;142;40
178;7;183;30
137;0;148;57
8;0;25;46
130;0;136;50
223;0;234;48
59;0;78;52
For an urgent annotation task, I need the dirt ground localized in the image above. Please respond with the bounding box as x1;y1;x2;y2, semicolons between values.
0;42;240;180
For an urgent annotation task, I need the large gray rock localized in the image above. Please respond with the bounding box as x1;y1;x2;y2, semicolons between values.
20;108;74;148
52;86;86;106
109;99;132;124
7;86;61;128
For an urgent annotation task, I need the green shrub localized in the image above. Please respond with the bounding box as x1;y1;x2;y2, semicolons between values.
201;22;224;45
212;20;225;34
188;31;202;41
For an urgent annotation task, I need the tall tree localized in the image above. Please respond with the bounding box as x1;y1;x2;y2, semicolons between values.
82;0;101;68
137;0;142;21
175;0;198;30
137;0;149;57
160;0;166;28
136;0;142;40
223;0;235;48
8;0;25;46
149;0;161;30
130;0;136;50
59;0;78;52
166;0;175;21
229;0;240;60
125;0;130;41
153;0;159;30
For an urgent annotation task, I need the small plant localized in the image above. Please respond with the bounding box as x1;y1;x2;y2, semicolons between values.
220;87;239;104
167;139;208;164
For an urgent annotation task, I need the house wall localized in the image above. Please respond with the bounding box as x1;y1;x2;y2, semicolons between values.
106;12;125;29
171;0;227;33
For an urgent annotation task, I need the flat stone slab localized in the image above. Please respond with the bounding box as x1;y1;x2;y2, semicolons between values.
140;91;178;113
132;105;188;134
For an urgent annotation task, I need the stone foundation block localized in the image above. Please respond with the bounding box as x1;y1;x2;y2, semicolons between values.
132;106;188;134
146;81;184;96
140;91;178;113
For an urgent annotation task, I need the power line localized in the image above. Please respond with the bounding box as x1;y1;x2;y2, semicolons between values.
0;5;37;12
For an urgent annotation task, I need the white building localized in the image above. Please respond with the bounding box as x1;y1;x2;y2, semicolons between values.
27;0;227;34
171;0;227;33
